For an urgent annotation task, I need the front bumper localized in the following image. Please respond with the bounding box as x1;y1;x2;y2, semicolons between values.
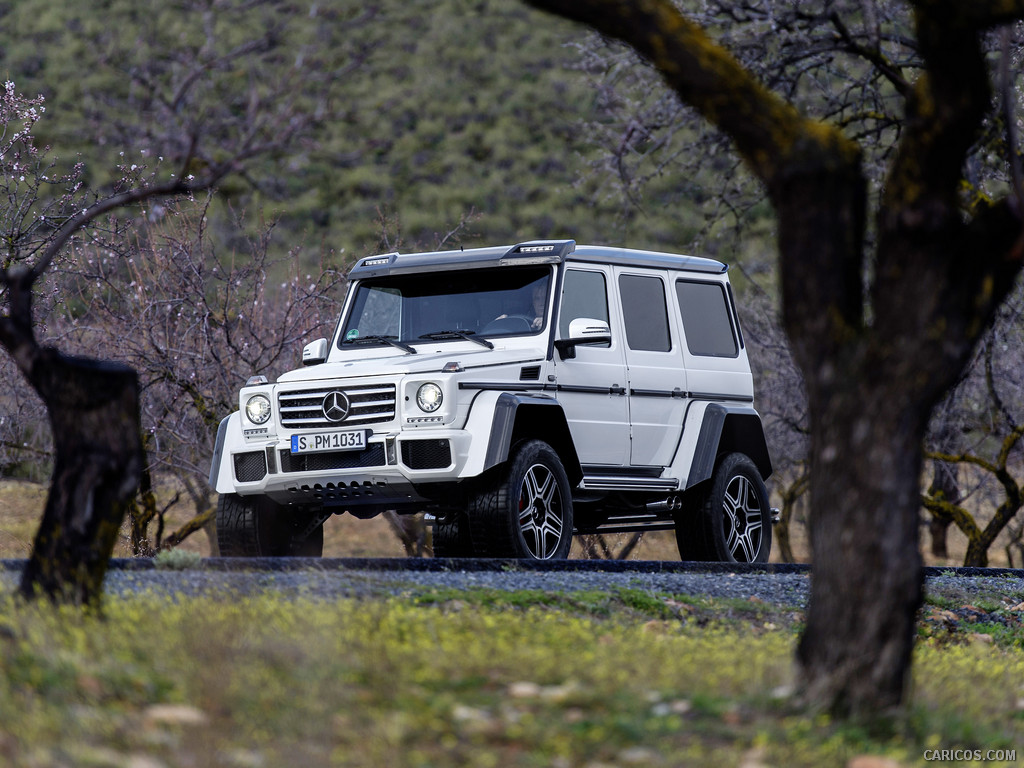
226;430;472;509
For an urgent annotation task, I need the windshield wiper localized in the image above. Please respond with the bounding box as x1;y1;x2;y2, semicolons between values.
342;335;418;354
419;330;494;349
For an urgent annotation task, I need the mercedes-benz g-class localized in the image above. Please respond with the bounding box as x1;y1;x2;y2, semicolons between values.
209;240;774;561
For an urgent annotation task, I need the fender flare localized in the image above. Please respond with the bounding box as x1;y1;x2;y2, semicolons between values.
208;413;234;492
467;392;582;485
685;403;772;489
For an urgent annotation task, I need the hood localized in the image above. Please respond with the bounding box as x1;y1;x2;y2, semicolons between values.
276;343;544;384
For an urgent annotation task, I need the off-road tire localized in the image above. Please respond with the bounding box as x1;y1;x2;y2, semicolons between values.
216;493;324;557
467;439;573;559
674;453;771;563
432;513;475;558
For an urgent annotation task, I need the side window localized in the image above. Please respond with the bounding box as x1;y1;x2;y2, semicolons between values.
344;285;401;342
675;280;738;357
619;274;671;352
560;269;610;346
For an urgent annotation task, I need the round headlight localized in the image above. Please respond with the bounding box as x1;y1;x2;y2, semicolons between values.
245;394;272;425
416;383;443;413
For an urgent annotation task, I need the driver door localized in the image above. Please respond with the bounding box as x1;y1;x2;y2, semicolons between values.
552;265;630;467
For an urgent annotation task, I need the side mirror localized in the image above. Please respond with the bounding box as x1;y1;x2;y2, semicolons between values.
302;338;328;366
554;318;612;360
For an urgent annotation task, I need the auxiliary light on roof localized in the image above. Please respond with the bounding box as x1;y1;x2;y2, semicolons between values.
361;256;392;267
518;245;556;253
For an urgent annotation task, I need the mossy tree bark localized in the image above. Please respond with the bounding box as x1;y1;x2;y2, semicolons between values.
0;268;143;605
525;0;1024;716
18;352;143;606
1;184;194;605
925;462;958;560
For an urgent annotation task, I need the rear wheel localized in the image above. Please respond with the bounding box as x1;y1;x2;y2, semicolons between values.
216;494;324;557
675;453;771;563
468;440;573;559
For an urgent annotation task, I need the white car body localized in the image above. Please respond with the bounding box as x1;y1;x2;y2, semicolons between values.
210;240;773;561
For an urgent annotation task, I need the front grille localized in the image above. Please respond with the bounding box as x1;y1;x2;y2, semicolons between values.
279;444;387;473
234;451;268;483
278;383;396;430
401;439;452;470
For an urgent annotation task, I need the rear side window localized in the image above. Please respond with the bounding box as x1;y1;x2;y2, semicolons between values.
619;274;671;352
675;280;738;357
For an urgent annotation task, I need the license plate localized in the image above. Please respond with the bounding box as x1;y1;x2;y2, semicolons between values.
290;430;368;454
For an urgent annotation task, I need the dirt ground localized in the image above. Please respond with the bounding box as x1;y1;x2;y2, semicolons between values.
0;479;1013;566
0;479;682;561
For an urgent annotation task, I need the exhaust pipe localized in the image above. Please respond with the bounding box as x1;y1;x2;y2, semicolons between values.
646;495;683;514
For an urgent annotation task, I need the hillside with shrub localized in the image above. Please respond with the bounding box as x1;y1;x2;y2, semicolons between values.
0;0;710;262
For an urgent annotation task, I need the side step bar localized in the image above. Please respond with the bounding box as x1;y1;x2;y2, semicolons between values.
579;475;680;492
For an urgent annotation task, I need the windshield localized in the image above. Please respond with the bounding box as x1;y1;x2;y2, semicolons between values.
340;266;552;348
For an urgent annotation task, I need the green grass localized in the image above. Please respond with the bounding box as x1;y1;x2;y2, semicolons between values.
1;586;1022;767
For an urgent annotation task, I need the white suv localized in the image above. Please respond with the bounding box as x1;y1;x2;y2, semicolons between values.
209;240;774;562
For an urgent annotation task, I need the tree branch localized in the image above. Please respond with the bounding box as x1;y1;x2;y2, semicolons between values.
522;0;831;186
525;0;867;367
33;180;186;284
829;11;913;98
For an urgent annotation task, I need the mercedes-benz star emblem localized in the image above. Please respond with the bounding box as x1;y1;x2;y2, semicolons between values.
322;391;351;423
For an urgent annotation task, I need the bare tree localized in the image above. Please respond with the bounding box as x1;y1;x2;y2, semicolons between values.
50;198;345;556
0;0;331;603
524;0;1024;718
574;1;1024;568
923;426;1024;566
1;93;195;604
922;283;1024;565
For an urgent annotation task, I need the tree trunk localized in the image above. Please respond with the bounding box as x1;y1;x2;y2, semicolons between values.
129;460;159;556
520;0;1024;719
775;472;808;563
928;513;953;561
19;352;143;606
926;462;957;560
796;380;925;716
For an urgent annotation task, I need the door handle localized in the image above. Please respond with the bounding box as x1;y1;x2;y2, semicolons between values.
610;385;626;395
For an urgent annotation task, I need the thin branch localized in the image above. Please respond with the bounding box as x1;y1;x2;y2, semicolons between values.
829;11;913;98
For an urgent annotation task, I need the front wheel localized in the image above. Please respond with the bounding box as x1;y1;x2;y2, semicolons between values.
469;439;573;559
216;494;325;557
432;513;475;558
675;453;771;563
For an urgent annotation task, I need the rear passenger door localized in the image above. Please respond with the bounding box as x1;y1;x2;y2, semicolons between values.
615;269;689;467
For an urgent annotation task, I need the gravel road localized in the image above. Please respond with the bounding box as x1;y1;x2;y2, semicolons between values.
3;559;1023;610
